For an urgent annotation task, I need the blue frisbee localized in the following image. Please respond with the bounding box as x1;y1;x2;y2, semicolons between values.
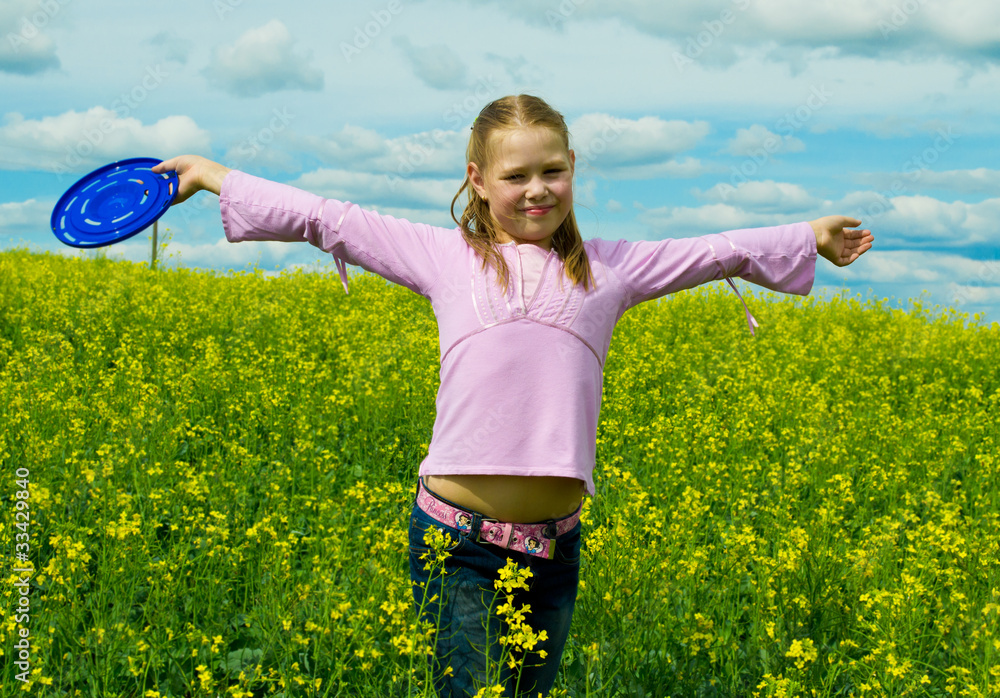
51;158;178;248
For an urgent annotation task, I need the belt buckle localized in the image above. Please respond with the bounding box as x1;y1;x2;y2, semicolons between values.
478;521;513;548
478;521;560;560
542;522;558;559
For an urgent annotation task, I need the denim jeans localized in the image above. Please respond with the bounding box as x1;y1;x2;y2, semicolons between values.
408;482;582;697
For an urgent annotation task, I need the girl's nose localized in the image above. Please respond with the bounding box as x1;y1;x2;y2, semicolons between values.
525;175;547;199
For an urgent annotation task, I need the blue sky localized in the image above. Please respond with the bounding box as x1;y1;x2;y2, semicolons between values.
2;0;998;326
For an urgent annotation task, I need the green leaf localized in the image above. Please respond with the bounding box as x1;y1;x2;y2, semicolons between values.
222;647;263;674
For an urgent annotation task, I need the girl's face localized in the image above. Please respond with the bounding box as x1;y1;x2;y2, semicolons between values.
468;126;575;251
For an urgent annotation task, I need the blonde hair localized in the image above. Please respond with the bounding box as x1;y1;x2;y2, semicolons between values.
450;94;595;294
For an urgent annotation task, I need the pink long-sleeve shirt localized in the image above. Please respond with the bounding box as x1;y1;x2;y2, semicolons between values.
220;170;817;496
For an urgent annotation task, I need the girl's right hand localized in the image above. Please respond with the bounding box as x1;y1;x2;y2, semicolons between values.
152;155;232;205
809;215;874;267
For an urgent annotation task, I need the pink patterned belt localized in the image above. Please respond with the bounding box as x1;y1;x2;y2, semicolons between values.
416;480;581;560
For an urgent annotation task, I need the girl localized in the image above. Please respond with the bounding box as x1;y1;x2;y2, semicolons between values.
154;94;873;697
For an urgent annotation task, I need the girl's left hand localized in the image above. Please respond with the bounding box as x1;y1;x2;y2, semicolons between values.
809;216;874;267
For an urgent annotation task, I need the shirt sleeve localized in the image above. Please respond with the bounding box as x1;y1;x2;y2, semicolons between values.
219;169;451;298
596;222;817;333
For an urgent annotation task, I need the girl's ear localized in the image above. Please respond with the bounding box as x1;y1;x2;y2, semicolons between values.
467;162;488;201
569;149;575;177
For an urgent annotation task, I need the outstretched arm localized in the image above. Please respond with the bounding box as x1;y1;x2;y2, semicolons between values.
153;155;231;204
810;216;874;267
152;154;451;299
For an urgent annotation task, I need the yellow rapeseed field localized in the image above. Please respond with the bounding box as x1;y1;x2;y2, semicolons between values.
1;247;998;697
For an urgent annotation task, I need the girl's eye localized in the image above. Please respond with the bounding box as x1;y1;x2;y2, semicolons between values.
505;170;562;180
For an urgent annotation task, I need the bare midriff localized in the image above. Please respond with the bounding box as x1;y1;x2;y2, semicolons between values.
424;474;585;524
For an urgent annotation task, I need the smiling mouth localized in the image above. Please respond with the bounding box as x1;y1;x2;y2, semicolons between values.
523;206;554;215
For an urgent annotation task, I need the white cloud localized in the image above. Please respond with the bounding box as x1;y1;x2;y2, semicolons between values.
0;0;59;75
0;108;211;173
300;115;714;184
882;196;969;239
299;125;468;177
483;0;1000;62
223;141;300;174
571;114;709;165
568;113;710;179
636;202;792;238
918;1;1000;52
55;237;300;272
629;199;999;323
305;124;388;163
393;36;469;90
839;250;968;285
574;178;598;209
857;168;1000;195
0;198;51;239
485;52;545;85
362;205;459;229
175;239;302;269
206;20;324;98
851;194;1000;246
292;112;712;186
726;124;805;156
855;115;925;138
700;180;818;213
844;250;911;283
149;31;192;65
824;251;1000;305
290;168;462;213
949;282;1000;305
642;182;1000;249
0;197;48;225
596;158;713;181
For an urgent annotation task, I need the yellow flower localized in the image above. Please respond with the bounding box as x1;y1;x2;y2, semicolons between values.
196;664;213;690
786;638;818;670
